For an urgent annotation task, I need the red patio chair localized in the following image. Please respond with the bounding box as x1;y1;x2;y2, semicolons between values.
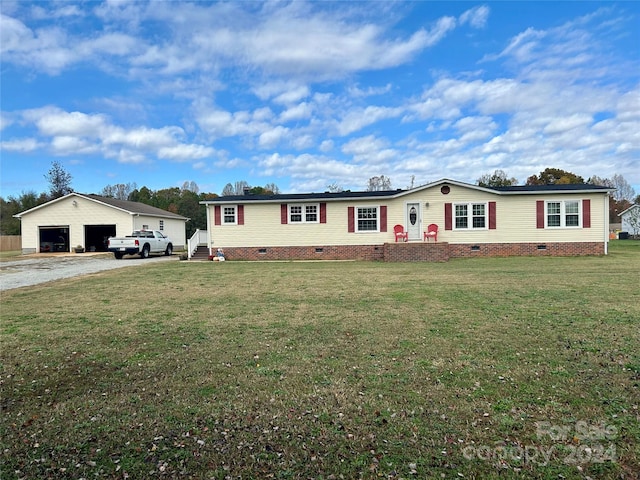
394;224;408;242
423;224;438;242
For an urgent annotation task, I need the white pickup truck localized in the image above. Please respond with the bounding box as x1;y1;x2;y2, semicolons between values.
107;230;173;259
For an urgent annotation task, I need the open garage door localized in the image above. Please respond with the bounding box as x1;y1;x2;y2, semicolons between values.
84;225;116;252
39;226;69;253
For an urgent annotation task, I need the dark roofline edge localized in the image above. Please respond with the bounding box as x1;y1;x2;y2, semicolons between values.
200;180;613;205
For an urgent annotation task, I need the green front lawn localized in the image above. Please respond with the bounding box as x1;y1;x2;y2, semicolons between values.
1;241;638;479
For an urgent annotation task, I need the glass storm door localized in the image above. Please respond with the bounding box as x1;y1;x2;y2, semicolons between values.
406;203;421;241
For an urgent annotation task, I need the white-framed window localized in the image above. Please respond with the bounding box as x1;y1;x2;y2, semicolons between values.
159;220;164;231
454;202;487;229
547;200;580;227
289;204;319;223
223;206;237;224
356;206;379;232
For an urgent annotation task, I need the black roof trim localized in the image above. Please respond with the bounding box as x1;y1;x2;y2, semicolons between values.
491;184;612;192
202;189;405;203
200;180;612;205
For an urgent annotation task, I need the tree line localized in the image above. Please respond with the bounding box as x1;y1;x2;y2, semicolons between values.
1;162;637;236
0;162;280;237
476;168;638;224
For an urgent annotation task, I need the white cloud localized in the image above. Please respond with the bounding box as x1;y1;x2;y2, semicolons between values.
102;126;183;149
291;134;314;150
543;114;592;135
274;86;311;105
252;81;308;102
1;12;141;75
139;3;457;81
0;138;42;152
336;105;403;136
1;3;637;195
341;134;397;165
79;32;138;57
459;6;489;29
157;144;215;161
259;152;363;190
51;136;99;155
31;4;83;20
16;106;217;165
195;105;271;139
258;126;289;148
279;102;312;123
0;113;13;131
454;116;498;143
348;83;392;98
109;148;148;165
342;135;388;156
26;108;108;137
0;14;33;53
319;140;334;152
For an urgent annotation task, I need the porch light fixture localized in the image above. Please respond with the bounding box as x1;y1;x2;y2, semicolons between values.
72;200;78;207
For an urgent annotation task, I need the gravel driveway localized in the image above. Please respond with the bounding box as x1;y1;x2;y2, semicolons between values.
0;254;177;291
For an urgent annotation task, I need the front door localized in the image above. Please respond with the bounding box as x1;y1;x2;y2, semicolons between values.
406;203;421;241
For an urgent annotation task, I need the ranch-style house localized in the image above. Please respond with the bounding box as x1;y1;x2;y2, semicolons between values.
198;178;613;262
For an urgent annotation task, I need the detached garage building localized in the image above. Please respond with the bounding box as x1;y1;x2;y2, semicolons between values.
14;193;188;254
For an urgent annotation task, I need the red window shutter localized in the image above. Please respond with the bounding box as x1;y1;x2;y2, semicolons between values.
281;204;288;224
214;205;221;226
348;206;355;233
582;199;591;228
536;200;545;229
380;205;387;232
320;203;327;224
489;201;497;229
237;205;244;225
444;203;452;230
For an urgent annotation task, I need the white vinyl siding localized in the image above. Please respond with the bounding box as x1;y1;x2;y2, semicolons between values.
205;185;608;247
17;195;187;253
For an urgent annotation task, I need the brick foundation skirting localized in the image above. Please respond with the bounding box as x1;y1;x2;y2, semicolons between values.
448;242;605;258
383;242;450;262
221;245;385;261
215;242;605;262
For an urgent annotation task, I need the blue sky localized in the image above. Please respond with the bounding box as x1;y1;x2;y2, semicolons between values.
1;1;639;198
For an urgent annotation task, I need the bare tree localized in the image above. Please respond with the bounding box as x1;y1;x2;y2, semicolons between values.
326;182;343;193
181;181;200;194
366;175;392;191
101;182;137;200
611;174;636;202
264;183;280;194
222;181;250;196
625;207;640;236
221;183;235;196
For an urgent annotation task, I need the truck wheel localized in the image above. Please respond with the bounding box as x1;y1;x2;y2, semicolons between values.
140;245;150;258
114;252;124;259
165;244;173;256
